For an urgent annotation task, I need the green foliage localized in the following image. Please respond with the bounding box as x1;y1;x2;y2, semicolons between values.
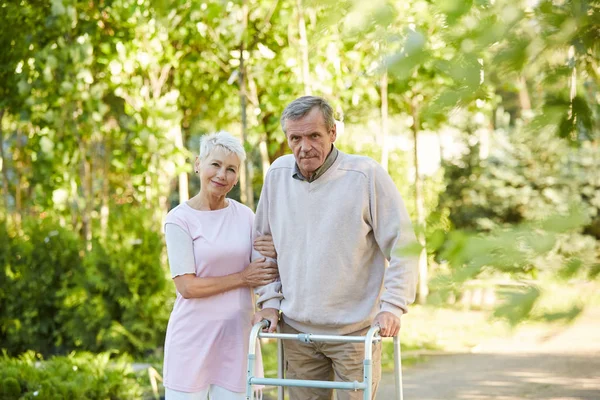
0;351;143;400
493;285;541;326
432;126;599;323
0;214;171;357
439;129;600;237
62;206;172;356
0;217;83;356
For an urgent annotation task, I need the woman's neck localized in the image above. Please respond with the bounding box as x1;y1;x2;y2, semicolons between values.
188;191;228;211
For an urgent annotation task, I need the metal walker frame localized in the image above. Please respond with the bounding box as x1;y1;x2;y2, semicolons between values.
246;320;404;400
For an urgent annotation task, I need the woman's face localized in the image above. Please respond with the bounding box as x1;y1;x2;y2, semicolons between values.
196;147;240;196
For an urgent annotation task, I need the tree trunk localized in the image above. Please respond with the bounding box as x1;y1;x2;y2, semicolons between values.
13;129;23;228
0;109;11;215
568;45;577;123
411;100;428;304
100;135;110;239
518;75;531;114
380;71;389;172
239;0;254;209
296;0;311;95
173;125;189;203
79;139;93;251
436;130;445;164
259;139;270;180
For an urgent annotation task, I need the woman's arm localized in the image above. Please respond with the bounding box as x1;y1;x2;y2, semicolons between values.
165;224;278;299
173;258;278;299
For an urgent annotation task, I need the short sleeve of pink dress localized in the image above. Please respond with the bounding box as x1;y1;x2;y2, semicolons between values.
163;199;262;393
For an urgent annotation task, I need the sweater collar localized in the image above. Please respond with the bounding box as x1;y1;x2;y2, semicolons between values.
292;145;339;182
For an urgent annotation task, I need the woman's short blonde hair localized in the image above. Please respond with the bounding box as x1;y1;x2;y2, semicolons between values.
199;131;246;162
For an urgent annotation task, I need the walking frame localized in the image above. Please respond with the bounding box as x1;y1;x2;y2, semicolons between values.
246;320;404;400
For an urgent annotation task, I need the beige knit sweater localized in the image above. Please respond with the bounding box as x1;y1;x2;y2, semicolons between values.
254;151;418;335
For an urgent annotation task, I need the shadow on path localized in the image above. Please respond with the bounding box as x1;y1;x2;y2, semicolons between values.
379;352;600;399
378;307;600;399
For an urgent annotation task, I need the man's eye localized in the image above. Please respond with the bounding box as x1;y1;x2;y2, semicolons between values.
311;134;319;139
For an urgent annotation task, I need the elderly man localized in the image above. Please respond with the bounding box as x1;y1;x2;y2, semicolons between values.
253;96;417;400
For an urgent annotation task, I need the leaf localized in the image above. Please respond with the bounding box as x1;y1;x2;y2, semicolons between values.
493;285;540;326
51;0;66;16
538;304;582;324
436;0;474;24
588;264;600;280
558;258;582;279
539;206;589;233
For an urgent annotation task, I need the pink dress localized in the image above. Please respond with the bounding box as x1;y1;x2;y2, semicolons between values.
163;200;261;393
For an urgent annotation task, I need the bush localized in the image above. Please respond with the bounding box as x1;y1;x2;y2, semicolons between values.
0;218;83;356
0;351;143;399
430;129;600;323
60;207;172;356
439;130;600;236
0;209;172;357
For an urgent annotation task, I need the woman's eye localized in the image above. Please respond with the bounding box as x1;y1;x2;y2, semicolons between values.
227;168;236;173
212;163;219;167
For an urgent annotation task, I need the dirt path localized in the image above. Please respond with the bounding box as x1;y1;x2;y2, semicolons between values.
377;308;600;399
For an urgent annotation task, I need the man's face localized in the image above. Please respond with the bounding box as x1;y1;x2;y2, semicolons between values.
285;107;337;179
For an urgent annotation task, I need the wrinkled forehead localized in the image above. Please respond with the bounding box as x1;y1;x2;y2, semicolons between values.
284;109;329;136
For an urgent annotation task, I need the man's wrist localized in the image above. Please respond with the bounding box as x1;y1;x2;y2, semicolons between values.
380;303;405;319
261;298;281;310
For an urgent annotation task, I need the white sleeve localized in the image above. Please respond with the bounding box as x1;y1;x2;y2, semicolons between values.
165;223;196;278
371;165;418;317
253;174;282;310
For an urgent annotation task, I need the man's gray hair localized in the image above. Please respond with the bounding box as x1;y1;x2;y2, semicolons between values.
281;96;335;133
199;131;246;162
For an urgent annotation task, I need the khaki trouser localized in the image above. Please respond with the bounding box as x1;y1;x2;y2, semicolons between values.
281;320;381;400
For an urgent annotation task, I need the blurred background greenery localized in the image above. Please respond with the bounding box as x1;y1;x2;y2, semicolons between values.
0;0;598;398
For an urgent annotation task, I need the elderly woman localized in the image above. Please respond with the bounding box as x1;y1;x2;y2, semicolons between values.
163;131;277;400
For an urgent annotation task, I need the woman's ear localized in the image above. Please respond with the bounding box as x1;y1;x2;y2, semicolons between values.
194;157;200;174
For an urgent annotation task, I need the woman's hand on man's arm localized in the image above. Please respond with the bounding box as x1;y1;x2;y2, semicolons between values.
173;258;278;299
254;235;277;259
241;257;278;287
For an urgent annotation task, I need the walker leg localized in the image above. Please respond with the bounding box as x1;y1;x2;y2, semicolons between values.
363;326;380;400
393;336;403;400
363;358;372;400
246;353;256;400
247;321;269;400
277;325;285;400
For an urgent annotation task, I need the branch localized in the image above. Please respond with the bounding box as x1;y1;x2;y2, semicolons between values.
152;64;172;99
248;0;280;50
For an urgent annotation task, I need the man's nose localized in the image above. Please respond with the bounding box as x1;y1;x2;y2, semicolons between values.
300;138;312;152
